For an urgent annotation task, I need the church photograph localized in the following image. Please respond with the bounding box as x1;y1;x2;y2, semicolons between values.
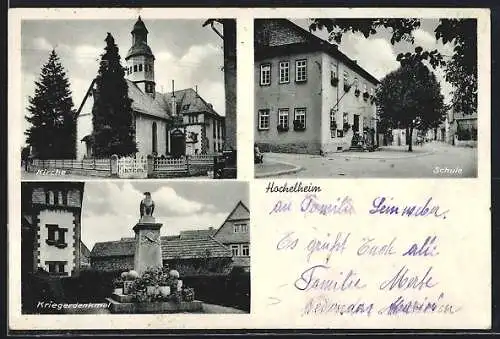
21;16;237;179
21;181;250;314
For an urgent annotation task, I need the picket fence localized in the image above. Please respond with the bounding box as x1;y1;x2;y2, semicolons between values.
30;154;217;178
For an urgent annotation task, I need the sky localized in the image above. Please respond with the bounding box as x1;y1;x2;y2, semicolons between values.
292;19;455;104
21;18;225;141
81;181;249;250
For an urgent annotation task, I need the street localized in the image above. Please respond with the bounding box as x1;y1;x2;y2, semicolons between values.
256;142;478;178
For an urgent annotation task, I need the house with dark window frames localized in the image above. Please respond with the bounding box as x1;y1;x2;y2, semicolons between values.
21;182;89;278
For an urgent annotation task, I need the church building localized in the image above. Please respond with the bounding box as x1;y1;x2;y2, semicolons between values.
76;17;225;160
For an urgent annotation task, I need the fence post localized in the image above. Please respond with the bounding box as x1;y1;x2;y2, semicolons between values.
110;154;118;177
147;155;154;178
186;155;190;176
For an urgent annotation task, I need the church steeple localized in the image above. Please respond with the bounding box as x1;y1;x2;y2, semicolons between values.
125;16;156;97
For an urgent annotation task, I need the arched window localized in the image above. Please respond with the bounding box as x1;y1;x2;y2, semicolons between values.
139;64;143;72
57;191;63;205
152;122;157;155
46;191;55;205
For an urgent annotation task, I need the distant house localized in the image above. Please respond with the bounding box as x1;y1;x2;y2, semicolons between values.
21;182;87;277
90;201;250;275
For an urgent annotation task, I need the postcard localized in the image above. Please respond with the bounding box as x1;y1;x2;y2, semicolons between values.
8;7;491;331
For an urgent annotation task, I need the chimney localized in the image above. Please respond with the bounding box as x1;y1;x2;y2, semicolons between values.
171;80;176;115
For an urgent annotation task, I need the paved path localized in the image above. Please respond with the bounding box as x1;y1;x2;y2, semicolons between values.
256;142;477;178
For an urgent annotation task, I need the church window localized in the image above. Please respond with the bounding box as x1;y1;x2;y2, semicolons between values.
139;64;143;72
152;122;158;155
46;191;55;205
134;65;137;72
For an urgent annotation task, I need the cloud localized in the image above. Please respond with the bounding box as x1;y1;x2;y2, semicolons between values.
413;29;437;49
80;182;229;250
32;37;53;51
341;33;400;80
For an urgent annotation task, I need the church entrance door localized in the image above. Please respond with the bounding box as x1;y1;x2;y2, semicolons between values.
170;129;186;158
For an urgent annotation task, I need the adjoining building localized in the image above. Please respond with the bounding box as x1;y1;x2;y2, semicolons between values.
89;201;250;274
254;19;380;155
76;17;224;160
21;182;88;278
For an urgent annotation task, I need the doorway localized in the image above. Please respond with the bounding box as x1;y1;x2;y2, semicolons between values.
170;129;186;158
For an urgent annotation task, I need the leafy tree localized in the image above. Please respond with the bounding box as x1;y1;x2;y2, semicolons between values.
376;60;445;152
309;18;477;116
25;50;76;159
91;33;137;158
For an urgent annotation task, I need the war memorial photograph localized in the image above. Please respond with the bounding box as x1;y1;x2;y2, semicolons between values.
21;181;250;314
20;17;237;179
254;18;478;178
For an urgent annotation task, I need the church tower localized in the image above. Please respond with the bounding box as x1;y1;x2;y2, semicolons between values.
125;16;156;97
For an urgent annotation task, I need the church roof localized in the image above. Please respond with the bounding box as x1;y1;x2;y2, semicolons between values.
132;16;148;34
90;235;232;259
156;88;222;118
126;42;154;60
126;80;170;120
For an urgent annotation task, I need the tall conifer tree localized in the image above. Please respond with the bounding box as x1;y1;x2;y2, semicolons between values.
92;33;137;157
25;50;77;159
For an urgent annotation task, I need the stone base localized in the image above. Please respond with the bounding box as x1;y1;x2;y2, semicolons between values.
111;293;134;303
106;297;203;314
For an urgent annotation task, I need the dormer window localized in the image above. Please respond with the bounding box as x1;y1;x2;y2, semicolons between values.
182;104;191;111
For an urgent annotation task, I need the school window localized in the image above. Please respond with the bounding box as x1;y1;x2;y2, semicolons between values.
295;59;307;82
260;64;271;85
230;245;239;256
278;109;289;128
242;244;250;256
294;108;306;127
258;109;270;130
279;61;290;83
330;109;337;138
331;63;337;79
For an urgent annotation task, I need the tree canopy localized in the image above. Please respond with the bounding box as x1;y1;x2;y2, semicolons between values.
376;60;446;151
309;18;477;116
91;33;137;158
25;50;76;159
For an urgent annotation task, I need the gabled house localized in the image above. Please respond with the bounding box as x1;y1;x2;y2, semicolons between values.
254;19;380;155
213;201;250;271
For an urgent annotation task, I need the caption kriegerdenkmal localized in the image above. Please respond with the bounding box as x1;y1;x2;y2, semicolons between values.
266;182;459;317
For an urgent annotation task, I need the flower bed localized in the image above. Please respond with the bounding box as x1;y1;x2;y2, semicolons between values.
118;267;196;303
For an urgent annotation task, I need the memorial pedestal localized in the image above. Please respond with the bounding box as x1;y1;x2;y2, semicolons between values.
107;297;203;314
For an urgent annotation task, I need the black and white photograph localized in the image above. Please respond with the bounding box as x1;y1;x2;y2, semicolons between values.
21;17;237;179
254;18;478;178
21;181;250;314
